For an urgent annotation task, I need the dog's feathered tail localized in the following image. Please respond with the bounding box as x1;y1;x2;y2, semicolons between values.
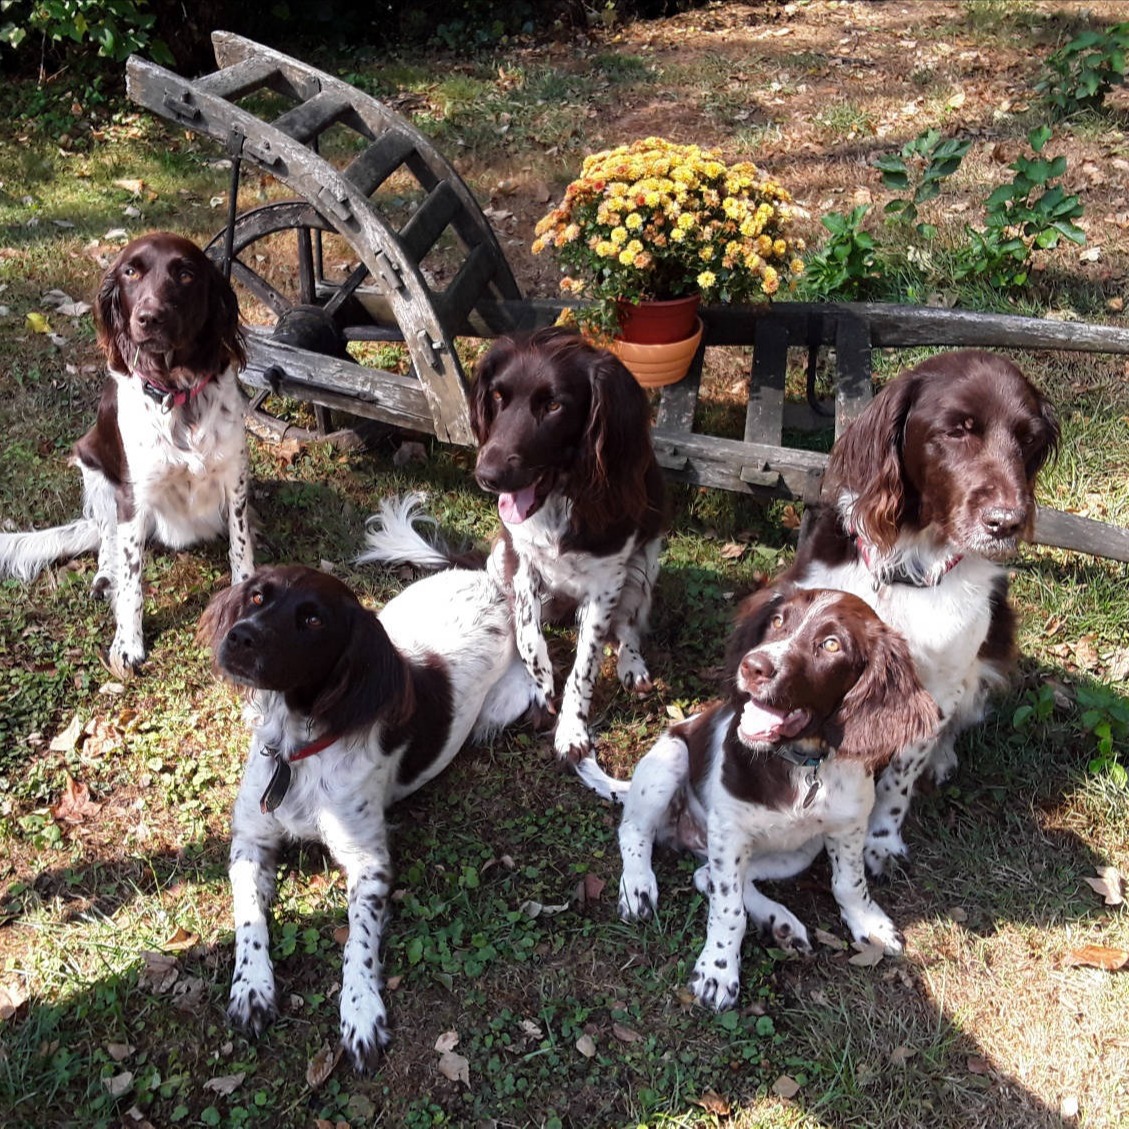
358;492;478;570
0;519;101;581
574;755;630;803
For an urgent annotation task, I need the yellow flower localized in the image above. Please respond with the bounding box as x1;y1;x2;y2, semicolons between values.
625;212;643;230
677;213;696;231
610;226;629;246
618;248;637;266
790;258;805;275
697;270;717;288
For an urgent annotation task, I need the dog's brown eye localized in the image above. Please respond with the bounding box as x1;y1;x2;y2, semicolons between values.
304;613;323;629
250;591;264;606
770;613;784;630
822;637;841;653
122;266;139;279
949;416;975;437
177;269;195;284
491;389;503;403
546;400;561;413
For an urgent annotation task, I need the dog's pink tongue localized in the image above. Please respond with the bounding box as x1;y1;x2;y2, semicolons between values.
740;701;808;741
498;485;538;524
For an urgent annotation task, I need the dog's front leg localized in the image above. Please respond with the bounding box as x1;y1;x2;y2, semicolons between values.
80;463;118;600
865;735;934;876
555;590;616;762
614;539;661;694
227;459;255;583
827;825;904;955
513;561;555;714
227;819;282;1037
108;514;147;677
331;834;394;1073
689;819;748;1011
618;732;689;921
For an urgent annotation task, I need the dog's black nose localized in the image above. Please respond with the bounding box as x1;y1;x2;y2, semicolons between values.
740;652;775;685
225;623;259;652
981;506;1024;539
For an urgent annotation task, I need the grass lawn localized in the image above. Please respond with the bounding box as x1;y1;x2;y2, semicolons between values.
0;2;1127;1126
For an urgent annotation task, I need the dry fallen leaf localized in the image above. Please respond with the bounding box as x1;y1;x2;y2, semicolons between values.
434;1030;460;1054
720;541;746;559
1083;866;1124;907
203;1072;245;1096
437;1050;470;1086
966;1055;992;1075
137;952;179;994
813;927;848;950
305;1042;342;1089
161;926;198;952
772;1074;801;1098
48;714;84;753
106;1042;134;1062
847;940;887;967
890;1044;917;1066
333;924;350;945
102;1071;134;1097
575;1033;596;1058
0;982;29;1021
780;504;802;531
694;1090;731;1115
1063;944;1129;971
612;1022;641;1043
573;872;606;908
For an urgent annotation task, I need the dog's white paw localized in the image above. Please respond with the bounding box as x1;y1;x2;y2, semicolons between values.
864;827;909;877
339;980;391;1074
553;712;592;764
761;908;812;954
616;648;653;695
228;967;278;1038
618;866;659;922
108;633;145;679
689;953;740;1012
845;906;904;955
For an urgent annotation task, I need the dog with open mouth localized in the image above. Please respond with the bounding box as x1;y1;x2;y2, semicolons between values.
583;582;938;1012
468;327;667;766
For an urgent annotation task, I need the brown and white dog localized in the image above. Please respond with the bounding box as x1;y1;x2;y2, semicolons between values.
0;231;253;677
200;564;539;1072
583;583;938;1011
787;350;1059;874
361;327;667;767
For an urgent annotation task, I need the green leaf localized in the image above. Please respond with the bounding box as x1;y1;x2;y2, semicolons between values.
1028;124;1053;152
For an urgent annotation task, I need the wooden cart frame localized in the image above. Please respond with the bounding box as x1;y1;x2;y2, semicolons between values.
127;32;1129;562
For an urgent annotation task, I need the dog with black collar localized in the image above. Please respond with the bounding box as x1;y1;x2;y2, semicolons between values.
583;583;937;1011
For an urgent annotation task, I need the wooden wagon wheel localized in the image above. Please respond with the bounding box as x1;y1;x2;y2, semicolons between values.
127;31;525;445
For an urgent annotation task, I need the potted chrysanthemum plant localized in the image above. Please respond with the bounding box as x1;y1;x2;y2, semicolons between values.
532;137;806;385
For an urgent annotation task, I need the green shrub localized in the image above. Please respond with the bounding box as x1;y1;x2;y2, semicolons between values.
1037;21;1129;117
954;125;1085;289
875;129;971;237
0;0;172;65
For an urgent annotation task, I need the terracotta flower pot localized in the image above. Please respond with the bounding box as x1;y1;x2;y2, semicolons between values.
615;293;701;344
610;318;704;389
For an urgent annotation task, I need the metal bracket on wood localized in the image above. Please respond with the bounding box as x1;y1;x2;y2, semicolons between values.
740;465;783;490
372;250;403;293
413;329;443;372
315;184;353;225
161;89;201;124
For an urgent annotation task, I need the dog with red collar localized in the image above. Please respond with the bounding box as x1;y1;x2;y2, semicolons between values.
0;232;253;677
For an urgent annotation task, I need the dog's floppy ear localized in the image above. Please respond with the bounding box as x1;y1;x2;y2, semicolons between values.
723;583;791;690
205;257;247;375
469;336;518;444
305;605;413;735
197;579;250;663
94;258;128;373
832;619;939;765
826;370;921;554
576;347;654;521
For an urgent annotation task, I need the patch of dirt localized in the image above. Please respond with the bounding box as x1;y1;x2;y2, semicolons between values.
485;0;1129;309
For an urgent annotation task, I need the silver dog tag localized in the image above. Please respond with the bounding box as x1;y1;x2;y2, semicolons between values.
259;752;292;814
802;771;822;808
